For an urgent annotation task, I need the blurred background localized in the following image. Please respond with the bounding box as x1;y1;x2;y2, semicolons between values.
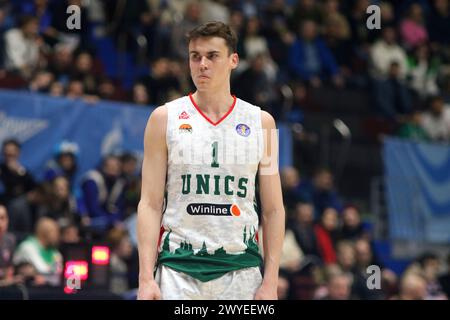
0;0;449;300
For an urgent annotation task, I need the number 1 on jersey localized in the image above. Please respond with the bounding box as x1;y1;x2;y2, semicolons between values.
211;141;219;168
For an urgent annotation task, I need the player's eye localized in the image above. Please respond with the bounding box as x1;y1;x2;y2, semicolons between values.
190;54;200;61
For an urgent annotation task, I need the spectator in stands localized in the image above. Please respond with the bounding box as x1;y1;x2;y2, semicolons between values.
311;167;343;217
0;1;14;39
289;202;320;259
43;176;82;228
121;152;138;183
403;252;448;299
201;0;229;23
400;3;429;50
289;0;323;32
49;81;64;97
0;204;16;287
279;227;304;274
72;50;100;95
28;69;54;93
131;83;150;106
170;1;203;61
340;204;370;241
7;183;47;239
15;0;56;44
66;78;85;99
397;109;430;141
0;139;36;206
406;44;440;100
13;217;63;286
107;227;134;296
103;0;153;54
289;19;343;88
139;57;181;106
320;272;354;300
314;207;339;265
427;0;450;47
232;53;276;112
280;166;313;214
81;155;126;235
97;76;122;101
60;223;80;244
419;95;450;142
393;273;427;300
44;140;79;189
13;261;46;287
277;274;291;300
48;43;75;85
418;253;448;299
260;0;295;70
438;253;450;298
370;27;413;119
240;16;278;82
369;2;396;43
336;240;357;274
352;238;385;300
322;8;353;81
120;152;140;219
3;15;43;79
321;0;351;37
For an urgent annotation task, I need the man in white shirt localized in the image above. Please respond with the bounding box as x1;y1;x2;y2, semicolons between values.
420;96;450;142
369;26;412;119
3;15;41;78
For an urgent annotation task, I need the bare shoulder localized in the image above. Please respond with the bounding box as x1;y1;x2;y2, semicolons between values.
148;105;168;126
260;110;276;130
145;105;168;135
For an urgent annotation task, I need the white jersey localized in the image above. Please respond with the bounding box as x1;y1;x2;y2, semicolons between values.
157;94;264;282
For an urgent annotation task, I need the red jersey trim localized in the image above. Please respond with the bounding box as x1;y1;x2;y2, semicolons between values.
188;93;236;126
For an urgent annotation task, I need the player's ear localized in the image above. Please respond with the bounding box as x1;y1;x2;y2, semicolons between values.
230;52;239;70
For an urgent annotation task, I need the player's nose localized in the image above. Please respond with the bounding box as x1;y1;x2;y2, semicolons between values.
200;56;208;69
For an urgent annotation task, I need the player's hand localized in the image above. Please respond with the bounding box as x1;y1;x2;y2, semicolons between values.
254;282;278;300
137;279;162;300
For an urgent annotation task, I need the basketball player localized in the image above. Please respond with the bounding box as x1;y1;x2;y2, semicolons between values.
137;21;285;300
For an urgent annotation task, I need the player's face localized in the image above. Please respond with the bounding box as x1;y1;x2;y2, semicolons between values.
189;37;238;91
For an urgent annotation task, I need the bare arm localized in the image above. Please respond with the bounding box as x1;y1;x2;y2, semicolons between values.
255;111;286;300
137;105;168;299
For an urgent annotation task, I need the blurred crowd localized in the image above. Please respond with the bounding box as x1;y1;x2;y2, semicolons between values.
0;138;140;296
273;165;449;299
1;0;450;299
0;0;449;124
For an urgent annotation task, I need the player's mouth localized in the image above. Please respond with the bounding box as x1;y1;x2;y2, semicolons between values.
198;75;210;79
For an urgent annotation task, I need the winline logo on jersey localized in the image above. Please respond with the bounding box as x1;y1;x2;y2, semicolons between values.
187;203;241;216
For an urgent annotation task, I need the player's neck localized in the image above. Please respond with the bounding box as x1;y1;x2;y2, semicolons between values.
191;89;235;116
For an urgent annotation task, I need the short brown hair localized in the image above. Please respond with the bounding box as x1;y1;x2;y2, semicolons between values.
187;21;237;55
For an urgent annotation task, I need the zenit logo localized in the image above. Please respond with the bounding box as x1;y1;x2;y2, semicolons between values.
187;203;241;216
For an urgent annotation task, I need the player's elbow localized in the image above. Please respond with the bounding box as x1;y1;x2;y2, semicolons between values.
261;205;285;220
137;197;164;217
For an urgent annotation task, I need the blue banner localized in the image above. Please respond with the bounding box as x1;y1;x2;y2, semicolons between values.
0;89;151;193
383;137;450;243
0;89;292;195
